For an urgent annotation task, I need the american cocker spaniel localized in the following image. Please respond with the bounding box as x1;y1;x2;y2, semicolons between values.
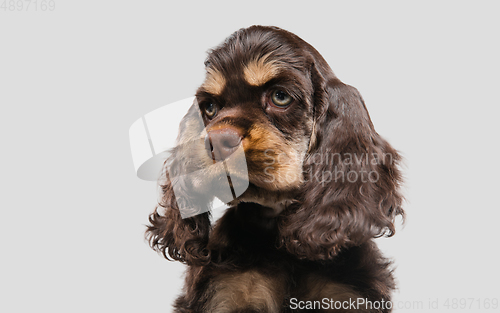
146;25;404;313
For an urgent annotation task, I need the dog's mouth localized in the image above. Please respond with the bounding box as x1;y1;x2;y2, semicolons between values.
226;182;299;216
170;133;304;207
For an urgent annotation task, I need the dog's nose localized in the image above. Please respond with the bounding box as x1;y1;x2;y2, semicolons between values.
205;128;242;161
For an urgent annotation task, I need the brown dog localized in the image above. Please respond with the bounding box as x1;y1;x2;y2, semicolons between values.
147;25;404;312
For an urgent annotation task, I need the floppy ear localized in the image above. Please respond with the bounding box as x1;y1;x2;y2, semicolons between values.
146;183;211;265
279;62;404;260
145;103;212;265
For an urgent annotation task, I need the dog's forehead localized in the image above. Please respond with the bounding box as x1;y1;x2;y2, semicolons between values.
201;54;285;96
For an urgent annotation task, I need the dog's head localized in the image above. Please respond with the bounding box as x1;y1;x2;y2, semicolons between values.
147;26;404;264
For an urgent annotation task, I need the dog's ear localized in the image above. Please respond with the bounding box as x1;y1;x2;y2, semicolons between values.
279;59;404;260
146;183;211;265
145;103;212;265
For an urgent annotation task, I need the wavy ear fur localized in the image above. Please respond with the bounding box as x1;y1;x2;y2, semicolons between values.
280;60;404;260
146;180;211;265
145;103;212;266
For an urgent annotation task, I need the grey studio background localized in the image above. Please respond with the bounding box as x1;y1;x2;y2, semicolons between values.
1;1;499;312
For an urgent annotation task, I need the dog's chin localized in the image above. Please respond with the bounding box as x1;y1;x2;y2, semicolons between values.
184;154;300;215
227;183;299;217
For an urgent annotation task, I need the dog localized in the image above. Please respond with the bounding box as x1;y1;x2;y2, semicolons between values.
146;25;404;312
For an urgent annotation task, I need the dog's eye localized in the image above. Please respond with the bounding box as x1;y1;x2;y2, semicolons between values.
270;90;293;108
204;102;218;118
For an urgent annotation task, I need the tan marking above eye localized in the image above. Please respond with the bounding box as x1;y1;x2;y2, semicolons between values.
243;53;281;86
201;67;226;96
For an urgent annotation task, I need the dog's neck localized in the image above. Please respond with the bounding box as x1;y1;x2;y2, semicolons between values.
227;185;298;217
228;199;294;217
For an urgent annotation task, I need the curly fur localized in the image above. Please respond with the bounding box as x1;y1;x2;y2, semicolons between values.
145;25;404;313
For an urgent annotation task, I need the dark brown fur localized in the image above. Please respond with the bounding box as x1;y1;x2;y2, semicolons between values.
146;26;404;312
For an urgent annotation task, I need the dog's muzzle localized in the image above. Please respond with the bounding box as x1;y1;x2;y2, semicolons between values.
204;127;243;161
